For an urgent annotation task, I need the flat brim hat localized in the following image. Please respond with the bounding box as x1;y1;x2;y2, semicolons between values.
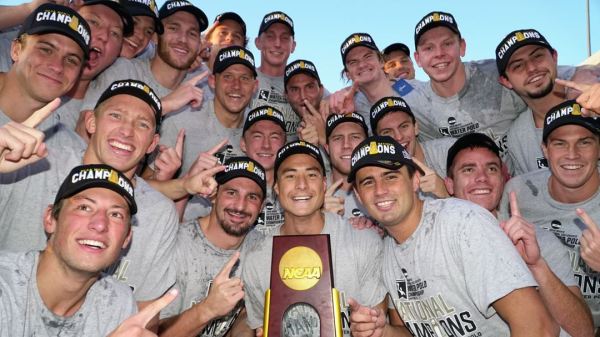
216;157;267;197
370;96;414;134
55;164;137;214
496;29;552;76
543;100;600;142
274;140;326;178
326;112;368;139
348;135;424;183
82;0;134;37
414;11;460;48
243;105;286;135
340;33;378;64
158;0;208;32
213;46;257;76
19;3;91;58
446;133;500;173
95;79;162;131
258;11;294;36
208;12;246;38
382;43;410;57
284;59;321;88
123;0;163;34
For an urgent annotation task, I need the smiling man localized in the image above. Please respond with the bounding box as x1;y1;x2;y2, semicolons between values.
242;140;386;337
0;163;138;336
70;0;208;133
159;156;266;337
120;0;163;59
349;135;558;336
249;11;299;140
0;4;90;133
500;99;600;330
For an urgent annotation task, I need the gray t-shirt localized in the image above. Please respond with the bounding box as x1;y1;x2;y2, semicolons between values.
384;198;537;336
253;188;285;235
250;70;300;141
242;212;386;336
161;219;259;336
500;168;600;326
158;100;244;176
0;135;178;302
421;137;456;178
504;108;546;176
0;251;137;337
54;96;84;132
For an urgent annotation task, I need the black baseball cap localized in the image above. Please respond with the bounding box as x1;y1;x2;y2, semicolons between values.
284;59;321;88
325;112;368;140
340;33;379;64
382;43;410;57
213;46;257;77
55;164;137;214
243;105;286;135
208;12;246;38
370;96;415;133
274;141;326;178
19;4;91;58
158;0;208;32
446;133;500;173
348;136;424;183
543;100;600;142
414;11;460;48
95;79;162;131
258;11;294;36
82;0;134;37
216;157;267;198
496;29;553;76
123;0;163;34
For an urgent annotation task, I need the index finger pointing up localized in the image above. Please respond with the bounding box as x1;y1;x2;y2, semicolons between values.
22;98;61;128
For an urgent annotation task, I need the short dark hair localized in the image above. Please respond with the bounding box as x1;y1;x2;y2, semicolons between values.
446;133;500;178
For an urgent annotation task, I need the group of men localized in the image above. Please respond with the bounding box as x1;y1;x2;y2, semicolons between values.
0;0;599;337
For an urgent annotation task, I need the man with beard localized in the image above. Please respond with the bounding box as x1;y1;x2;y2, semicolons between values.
249;11;300;140
152;45;258;178
445;133;594;337
496;29;599;175
159;157;265;337
500;100;600;331
71;0;208;134
242;140;386;337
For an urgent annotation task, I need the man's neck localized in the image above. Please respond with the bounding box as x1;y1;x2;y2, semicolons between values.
413;142;425;163
150;56;188;90
258;63;284;77
213;99;244;128
522;85;566;128
65;77;91;100
430;62;466;98
548;172;600;204
36;249;98;317
280;210;325;235
385;197;424;244
360;74;396;104
200;214;245;250
331;167;351;192
0;72;45;122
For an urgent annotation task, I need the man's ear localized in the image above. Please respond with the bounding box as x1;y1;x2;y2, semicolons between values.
10;39;23;63
412;171;420;193
84;110;97;134
459;38;466;58
498;75;513;90
444;177;455;196
145;133;160;154
121;224;133;250
43;205;57;235
240;136;247;153
208;74;216;90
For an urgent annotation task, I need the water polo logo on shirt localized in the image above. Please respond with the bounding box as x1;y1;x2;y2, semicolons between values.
395;280;408;299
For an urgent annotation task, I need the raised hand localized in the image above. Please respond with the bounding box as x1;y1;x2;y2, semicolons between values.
161;71;209;116
203;252;245;319
499;192;541;266
578;208;600;272
183;164;226;198
108;289;178;337
555;78;600;117
187;139;228;177
153;129;184;181
0;98;59;173
324;179;345;216
348;298;385;337
328;82;359;115
412;157;449;198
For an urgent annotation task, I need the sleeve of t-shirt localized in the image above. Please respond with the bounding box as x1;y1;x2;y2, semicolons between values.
353;229;387;307
453;204;537;318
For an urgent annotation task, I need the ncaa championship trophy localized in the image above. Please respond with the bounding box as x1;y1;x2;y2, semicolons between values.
264;234;342;337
